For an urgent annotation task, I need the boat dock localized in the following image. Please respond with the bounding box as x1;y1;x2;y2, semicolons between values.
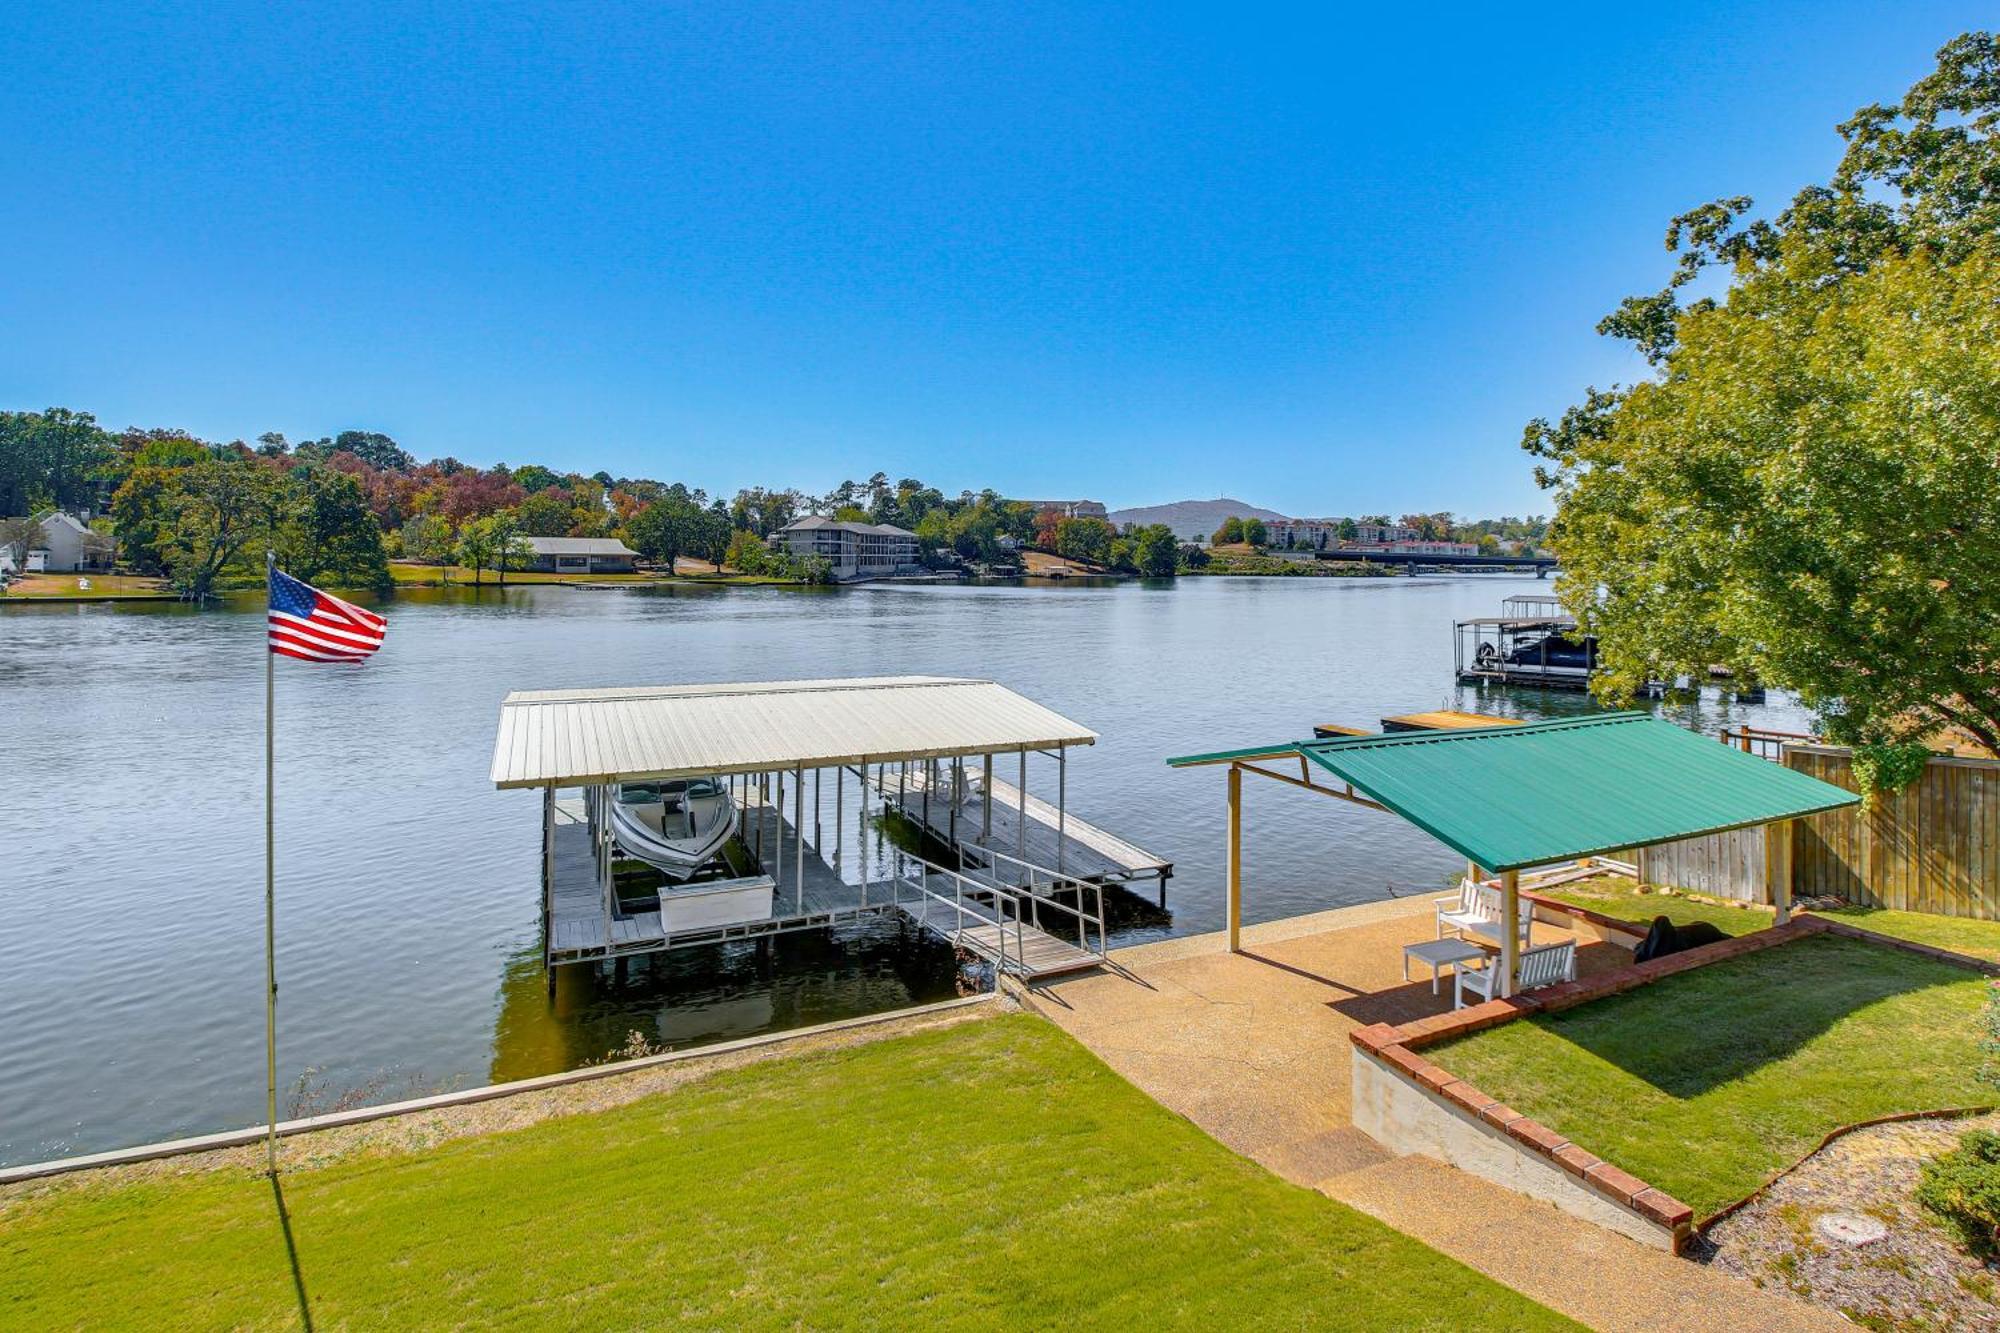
498;677;1142;986
1452;594;1594;688
875;763;1171;893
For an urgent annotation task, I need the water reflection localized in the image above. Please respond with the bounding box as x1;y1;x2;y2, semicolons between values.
488;916;974;1083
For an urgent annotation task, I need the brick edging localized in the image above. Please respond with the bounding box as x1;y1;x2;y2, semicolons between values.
1520;890;1648;940
1347;920;1827;1248
1809;917;2000;976
1349;913;1998;1252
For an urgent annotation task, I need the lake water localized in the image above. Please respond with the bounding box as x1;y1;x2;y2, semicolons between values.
0;574;1808;1165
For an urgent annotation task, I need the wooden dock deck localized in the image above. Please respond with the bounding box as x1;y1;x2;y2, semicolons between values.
879;768;1171;889
548;798;1106;978
899;897;1104;977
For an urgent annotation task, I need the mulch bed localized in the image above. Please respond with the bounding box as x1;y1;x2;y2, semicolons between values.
1704;1111;2000;1329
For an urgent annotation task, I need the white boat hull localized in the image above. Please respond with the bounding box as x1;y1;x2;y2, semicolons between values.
609;782;736;880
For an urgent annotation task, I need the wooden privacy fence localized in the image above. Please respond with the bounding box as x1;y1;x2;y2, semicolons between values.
1785;745;1999;920
1635;744;2000;919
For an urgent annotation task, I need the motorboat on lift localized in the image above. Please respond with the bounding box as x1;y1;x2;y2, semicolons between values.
609;778;736;879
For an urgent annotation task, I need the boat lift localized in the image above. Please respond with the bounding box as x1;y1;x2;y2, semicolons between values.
491;677;1170;987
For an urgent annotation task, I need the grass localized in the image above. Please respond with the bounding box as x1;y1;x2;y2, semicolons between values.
1546;876;2000;963
0;1015;1575;1331
1434;934;1991;1217
0;572;173;599
1544;876;1773;937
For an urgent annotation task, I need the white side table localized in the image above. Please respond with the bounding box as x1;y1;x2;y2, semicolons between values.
1402;938;1488;995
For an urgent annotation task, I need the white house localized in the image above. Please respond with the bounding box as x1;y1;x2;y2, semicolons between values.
520;536;638;574
2;511;115;574
774;516;922;581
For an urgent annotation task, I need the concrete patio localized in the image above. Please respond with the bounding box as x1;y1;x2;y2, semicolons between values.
1021;895;1844;1333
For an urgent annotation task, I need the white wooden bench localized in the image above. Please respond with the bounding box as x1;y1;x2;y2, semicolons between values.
1454;938;1576;1009
1435;879;1531;947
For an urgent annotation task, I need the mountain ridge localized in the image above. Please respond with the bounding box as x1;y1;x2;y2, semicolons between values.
1106;497;1289;543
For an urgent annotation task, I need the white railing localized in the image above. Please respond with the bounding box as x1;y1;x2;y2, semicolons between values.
885;846;1109;973
955;842;1109;957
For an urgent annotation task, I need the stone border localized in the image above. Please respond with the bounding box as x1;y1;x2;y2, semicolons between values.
1702;1102;1996;1232
0;992;997;1186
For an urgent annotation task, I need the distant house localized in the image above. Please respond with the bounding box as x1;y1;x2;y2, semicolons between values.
520;536;638;574
1020;500;1108;520
2;510;115;574
1352;522;1420;545
774;516;922;581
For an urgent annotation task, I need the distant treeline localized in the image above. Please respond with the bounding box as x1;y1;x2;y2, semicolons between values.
0;410;1186;595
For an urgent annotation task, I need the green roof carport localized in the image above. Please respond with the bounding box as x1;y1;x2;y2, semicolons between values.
1166;712;1861;991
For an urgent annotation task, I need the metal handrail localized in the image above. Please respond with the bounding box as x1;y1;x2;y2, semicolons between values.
952;841;1108;954
889;846;1110;967
1719;724;1815;762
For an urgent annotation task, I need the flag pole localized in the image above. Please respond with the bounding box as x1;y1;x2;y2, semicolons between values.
264;548;278;1175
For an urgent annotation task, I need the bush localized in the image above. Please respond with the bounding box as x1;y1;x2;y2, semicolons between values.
1916;1129;2000;1257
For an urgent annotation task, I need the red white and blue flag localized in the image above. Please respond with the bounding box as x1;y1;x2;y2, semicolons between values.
267;567;387;662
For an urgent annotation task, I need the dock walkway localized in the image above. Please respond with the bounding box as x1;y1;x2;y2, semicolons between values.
880;768;1171;888
549;799;1105;979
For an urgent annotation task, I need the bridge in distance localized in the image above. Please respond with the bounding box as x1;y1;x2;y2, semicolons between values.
1311;549;1559;576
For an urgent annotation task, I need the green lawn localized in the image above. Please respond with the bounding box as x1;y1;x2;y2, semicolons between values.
1547;876;2000;964
0;1016;1575;1330
1544;876;1772;937
1812;904;2000;965
1434;934;1990;1217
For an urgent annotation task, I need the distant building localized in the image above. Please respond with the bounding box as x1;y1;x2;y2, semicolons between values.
2;511;115;574
1021;500;1108;521
775;516;922;581
1264;518;1339;551
1352;522;1419;545
521;536;638;574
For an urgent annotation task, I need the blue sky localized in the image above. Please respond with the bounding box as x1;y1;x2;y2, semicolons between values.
0;4;1985;517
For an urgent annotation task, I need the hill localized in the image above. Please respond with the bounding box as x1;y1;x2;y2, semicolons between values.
1107;497;1289;543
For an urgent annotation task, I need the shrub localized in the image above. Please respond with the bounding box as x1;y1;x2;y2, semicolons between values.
1916;1129;2000;1257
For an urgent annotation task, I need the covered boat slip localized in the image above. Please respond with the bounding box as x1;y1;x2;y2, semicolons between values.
494;676;1161;981
1168;712;1862;996
877;762;1171;896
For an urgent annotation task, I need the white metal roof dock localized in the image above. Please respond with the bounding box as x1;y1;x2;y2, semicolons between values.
490;675;1099;789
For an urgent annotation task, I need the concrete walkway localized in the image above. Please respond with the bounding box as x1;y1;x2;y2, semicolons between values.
1024;898;1843;1333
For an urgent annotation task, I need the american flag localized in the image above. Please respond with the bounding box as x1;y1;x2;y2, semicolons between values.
268;567;387;662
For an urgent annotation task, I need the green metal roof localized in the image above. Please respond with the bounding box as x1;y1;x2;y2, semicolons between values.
1167;712;1860;872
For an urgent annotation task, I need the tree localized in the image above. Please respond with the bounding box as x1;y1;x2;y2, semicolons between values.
157;459;274;600
1241;518;1268;548
401;513;456;576
512;464;563;494
709;501;736;570
1525;34;2000;776
488;512;530;585
274;465;390;590
1212;516;1244;545
334;430;411;471
514;489;575;537
1337;517;1358;542
626;489;705;569
0;516;43;579
0;407;115;515
1054;516;1115;566
1130;523;1179;577
456;516;499;586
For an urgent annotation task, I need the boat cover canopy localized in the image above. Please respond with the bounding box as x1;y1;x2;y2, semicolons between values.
1167;712;1860;872
491;676;1097;789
